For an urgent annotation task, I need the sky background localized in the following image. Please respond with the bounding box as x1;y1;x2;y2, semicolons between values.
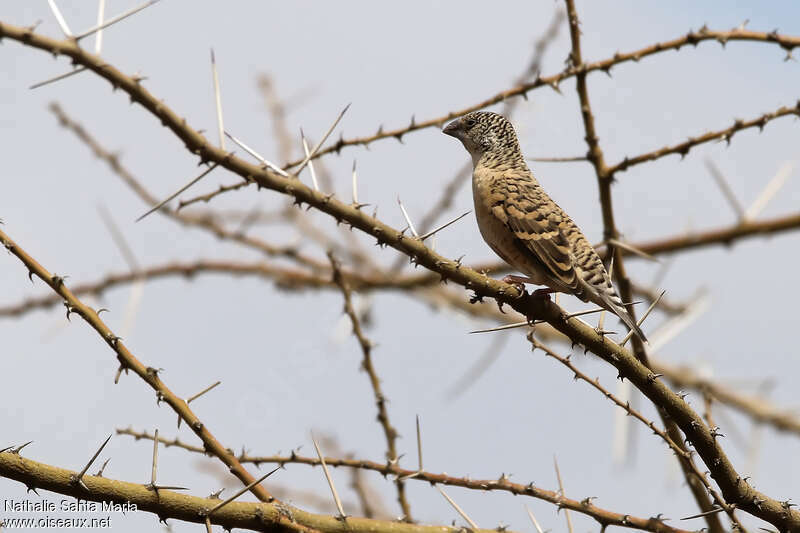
2;1;800;532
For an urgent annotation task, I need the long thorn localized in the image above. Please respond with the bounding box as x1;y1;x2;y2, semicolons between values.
351;160;358;204
74;0;160;41
553;456;573;533
72;434;112;488
469;321;532;334
597;310;607;333
47;0;73;37
607;238;658;262
300;130;319;191
294;103;350;175
94;0;106;54
528;155;587;162
620;290;665;346
210;49;225;150
98;204;140;272
416;414;423;472
150;428;159;486
136;163;219;222
525;505;545;533
207;466;281;516
419;210;471;241
436;485;478;529
681;506;724;520
705;158;746;221
311;434;346;518
187;381;221;404
30;67;88;90
745;161;795;220
397;197;419;238
224;131;287;176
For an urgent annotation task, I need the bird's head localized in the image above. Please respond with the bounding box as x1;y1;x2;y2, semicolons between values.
442;111;523;167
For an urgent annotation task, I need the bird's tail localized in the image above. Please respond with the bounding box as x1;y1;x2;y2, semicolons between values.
600;292;648;343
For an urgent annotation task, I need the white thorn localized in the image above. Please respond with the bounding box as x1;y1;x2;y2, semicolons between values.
525;505;545;533
94;0;106;54
745;161;795;220
300;130;319;191
224;131;288;176
436;485;478;529
620;290;665;347
419;210;471;241
30;67;88;90
294;103;350;175
705;158;746;221
47;0;73;37
351;160;358;204
210;49;225;151
311;433;346;518
397;197;419;238
136;164;220;222
74;0;161;41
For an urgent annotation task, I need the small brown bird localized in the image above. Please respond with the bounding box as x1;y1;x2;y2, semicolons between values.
443;111;646;341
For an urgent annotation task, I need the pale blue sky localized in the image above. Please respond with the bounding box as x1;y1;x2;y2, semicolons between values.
2;1;799;532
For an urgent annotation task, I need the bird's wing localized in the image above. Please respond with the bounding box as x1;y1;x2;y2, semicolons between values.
488;173;648;341
490;176;580;291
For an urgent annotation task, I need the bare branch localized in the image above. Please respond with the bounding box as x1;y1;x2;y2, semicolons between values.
0;226;273;503
117;427;694;533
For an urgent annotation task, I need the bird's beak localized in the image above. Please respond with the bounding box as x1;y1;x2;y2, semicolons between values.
442;119;462;139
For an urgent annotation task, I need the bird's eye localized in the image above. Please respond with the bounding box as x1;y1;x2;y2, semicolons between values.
465;118;476;127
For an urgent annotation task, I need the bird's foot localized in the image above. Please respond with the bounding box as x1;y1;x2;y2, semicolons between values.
531;288;556;301
502;275;535;295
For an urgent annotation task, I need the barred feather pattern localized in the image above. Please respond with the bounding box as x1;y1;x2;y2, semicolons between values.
443;111;646;341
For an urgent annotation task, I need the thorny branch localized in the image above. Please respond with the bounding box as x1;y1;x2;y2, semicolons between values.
562;1;726;530
0;226;275;505
2;11;800;533
270;26;800;167
530;338;744;531
3;256;797;440
116;428;691;533
47;102;330;273
0;451;497;533
608;103;800;174
328;253;411;520
176;24;800;208
6;205;800;319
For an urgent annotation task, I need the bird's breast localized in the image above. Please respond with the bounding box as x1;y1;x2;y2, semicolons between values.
471;169;544;282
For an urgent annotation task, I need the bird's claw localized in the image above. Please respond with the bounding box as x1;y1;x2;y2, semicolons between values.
531;288;554;300
501;275;527;295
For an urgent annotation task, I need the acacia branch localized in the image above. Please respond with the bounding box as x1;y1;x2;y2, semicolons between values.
0;451;493;533
0;226;274;504
175;26;800;208
271;26;799;165
531;338;743;530
47;102;329;273
116;428;690;533
328;253;411;520
608;102;800;174
562;2;724;529
653;359;800;435
2;259;798;438
1;22;797;530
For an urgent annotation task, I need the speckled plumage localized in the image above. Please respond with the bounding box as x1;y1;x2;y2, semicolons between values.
443;111;646;341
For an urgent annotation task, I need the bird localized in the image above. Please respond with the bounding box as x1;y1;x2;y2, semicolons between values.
443;111;646;342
